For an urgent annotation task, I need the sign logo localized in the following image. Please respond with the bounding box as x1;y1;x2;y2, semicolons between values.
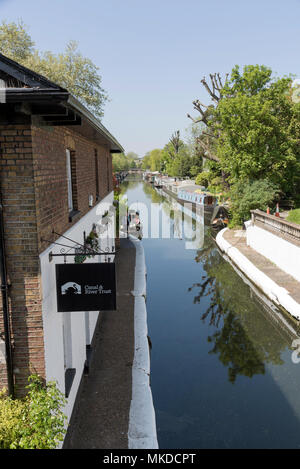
61;282;82;295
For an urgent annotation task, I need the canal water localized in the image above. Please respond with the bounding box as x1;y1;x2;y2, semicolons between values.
122;179;300;449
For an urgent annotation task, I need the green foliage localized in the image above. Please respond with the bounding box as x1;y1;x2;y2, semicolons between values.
113;152;138;171
75;226;99;264
0;388;26;448
207;176;223;194
286;209;300;225
0;20;34;61
0;375;67;449
222;64;273;97
26;41;108;119
229;179;280;226
214;65;299;197
0;21;107;119
142;129;201;178
195;172;209;187
147;148;164;171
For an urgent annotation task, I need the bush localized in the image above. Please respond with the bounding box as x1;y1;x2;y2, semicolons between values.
287;208;300;225
0;375;67;449
229;179;280;227
0;388;26;448
195;172;209;187
207;176;223;194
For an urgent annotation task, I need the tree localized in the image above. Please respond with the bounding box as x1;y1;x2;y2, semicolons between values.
187;73;227;163
229;179;280;226
168;130;183;155
0;20;34;61
113;152;140;171
163;131;193;177
188;65;300;200
214;68;298;191
0;21;108;119
126;151;139;160
141;148;164;172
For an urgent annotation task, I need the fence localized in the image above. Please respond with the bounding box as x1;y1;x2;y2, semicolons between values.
251;209;300;242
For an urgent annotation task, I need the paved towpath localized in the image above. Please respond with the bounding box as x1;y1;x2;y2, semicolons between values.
222;229;300;307
63;238;136;449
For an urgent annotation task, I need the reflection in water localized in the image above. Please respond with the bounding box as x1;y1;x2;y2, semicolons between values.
124;180;300;449
189;241;289;383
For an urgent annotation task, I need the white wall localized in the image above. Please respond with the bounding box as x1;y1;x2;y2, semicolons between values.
39;191;115;424
246;223;300;282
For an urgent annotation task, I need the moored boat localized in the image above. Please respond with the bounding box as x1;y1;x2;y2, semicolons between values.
210;205;229;231
177;184;218;212
127;209;143;239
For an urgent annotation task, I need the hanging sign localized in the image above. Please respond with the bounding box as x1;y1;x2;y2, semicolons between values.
56;263;116;312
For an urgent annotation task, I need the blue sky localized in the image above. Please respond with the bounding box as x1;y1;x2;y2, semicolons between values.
0;0;299;156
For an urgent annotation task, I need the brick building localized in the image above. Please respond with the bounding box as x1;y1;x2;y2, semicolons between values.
0;53;123;421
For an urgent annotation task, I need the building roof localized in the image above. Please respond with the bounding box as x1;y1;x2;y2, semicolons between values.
0;52;124;153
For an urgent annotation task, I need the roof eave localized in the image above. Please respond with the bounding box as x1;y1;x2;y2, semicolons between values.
4;89;124;153
67;95;124;153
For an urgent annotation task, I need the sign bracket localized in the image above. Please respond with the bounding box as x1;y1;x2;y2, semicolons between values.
41;229;115;263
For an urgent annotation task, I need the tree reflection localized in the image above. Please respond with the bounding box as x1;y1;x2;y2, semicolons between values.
189;238;287;384
143;182;165;203
207;312;266;384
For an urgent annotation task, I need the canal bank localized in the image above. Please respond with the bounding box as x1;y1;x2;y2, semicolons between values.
63;237;158;449
216;228;300;322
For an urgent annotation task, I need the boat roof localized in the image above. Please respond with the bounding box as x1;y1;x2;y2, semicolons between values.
178;184;204;193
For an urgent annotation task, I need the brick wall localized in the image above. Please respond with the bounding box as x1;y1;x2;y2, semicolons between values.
0;121;114;395
0;124;45;394
31;123;113;253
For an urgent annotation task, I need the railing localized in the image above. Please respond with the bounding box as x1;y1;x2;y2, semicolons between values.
251;209;300;241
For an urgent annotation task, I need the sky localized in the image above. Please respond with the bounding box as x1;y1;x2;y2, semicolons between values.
0;0;299;156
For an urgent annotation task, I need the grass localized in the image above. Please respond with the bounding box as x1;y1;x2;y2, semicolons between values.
286;208;300;225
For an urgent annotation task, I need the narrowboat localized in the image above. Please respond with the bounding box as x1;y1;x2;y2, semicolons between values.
177;185;218;212
210;205;229;231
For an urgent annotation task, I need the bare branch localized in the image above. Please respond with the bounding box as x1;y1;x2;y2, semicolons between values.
187;113;203;124
196;137;219;162
193;99;208;109
201;77;219;102
202;131;217;139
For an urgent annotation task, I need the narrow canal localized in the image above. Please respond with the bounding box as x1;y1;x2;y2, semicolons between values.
123;179;300;449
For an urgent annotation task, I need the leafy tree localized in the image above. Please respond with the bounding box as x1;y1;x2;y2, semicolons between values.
126;151;139;160
113;152;139;171
0;20;34;61
214;68;298;192
0;21;108;119
189;65;300;222
141;148;164;172
229;179;280;226
195;172;209;187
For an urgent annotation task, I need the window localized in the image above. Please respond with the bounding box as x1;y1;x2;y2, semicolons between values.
95;149;99;199
66;149;78;217
66;149;73;212
106;154;110;192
